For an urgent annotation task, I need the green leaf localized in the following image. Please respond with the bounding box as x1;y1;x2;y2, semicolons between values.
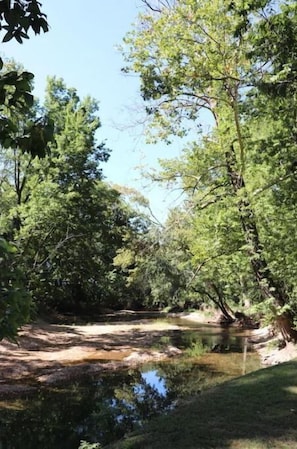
2;29;13;42
23;91;34;108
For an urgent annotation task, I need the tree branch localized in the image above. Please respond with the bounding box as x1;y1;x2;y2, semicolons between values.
252;169;297;197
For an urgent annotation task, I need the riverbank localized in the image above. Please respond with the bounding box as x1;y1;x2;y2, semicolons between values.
182;311;297;365
0;311;295;390
108;359;297;449
0;319;185;388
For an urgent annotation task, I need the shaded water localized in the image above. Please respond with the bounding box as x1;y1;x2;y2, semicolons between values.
0;318;260;448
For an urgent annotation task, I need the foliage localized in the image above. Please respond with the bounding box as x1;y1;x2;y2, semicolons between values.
0;237;31;341
122;0;297;337
0;77;148;313
0;1;52;154
78;442;101;449
184;339;209;358
0;0;48;44
114;221;189;310
0;68;160;316
0;1;51;339
2;0;297;332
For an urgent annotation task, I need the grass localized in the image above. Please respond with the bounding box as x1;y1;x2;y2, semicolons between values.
184;340;209;358
154;335;172;350
106;360;297;449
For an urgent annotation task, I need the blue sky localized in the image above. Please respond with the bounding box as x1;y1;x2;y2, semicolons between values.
2;0;184;221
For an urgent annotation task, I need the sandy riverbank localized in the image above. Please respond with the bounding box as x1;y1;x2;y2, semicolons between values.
0;318;186;387
0;312;295;391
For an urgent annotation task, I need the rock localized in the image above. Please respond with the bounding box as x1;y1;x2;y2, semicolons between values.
164;346;182;356
257;341;297;366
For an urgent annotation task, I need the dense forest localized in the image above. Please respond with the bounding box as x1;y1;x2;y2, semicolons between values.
1;0;297;342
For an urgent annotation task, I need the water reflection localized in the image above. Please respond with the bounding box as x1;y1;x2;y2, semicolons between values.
0;322;260;448
141;370;166;396
0;369;172;448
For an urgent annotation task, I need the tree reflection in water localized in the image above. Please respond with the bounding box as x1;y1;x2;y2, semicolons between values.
0;329;259;448
0;369;172;448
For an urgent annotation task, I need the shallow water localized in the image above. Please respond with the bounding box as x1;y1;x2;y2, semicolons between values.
0;317;260;448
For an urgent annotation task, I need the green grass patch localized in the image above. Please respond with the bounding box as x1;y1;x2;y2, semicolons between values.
153;335;172;350
184;340;209;358
107;360;297;449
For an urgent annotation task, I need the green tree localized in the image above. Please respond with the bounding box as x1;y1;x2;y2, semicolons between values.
12;78;135;313
0;238;31;340
123;0;297;339
0;74;156;315
0;1;52;339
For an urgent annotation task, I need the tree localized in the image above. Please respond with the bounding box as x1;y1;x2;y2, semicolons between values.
0;238;31;340
0;1;51;152
0;1;52;339
10;77;137;313
0;73;158;315
123;0;297;339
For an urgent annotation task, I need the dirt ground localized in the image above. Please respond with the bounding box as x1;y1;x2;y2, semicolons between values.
0;318;185;388
249;325;297;365
0;312;296;393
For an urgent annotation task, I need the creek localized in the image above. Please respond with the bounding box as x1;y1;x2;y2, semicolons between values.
0;317;260;448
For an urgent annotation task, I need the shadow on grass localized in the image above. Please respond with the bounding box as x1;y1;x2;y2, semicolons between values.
112;360;297;449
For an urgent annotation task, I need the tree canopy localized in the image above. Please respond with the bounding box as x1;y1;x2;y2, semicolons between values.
122;0;297;339
0;0;52;340
2;0;297;343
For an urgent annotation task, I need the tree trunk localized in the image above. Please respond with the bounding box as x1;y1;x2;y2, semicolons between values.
225;145;297;341
209;282;235;324
194;285;235;324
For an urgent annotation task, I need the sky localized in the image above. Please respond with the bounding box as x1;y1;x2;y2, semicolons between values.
2;0;185;222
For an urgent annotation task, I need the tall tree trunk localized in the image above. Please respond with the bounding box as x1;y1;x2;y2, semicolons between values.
225;145;297;341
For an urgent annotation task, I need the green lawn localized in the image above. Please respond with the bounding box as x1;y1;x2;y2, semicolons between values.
107;360;297;449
